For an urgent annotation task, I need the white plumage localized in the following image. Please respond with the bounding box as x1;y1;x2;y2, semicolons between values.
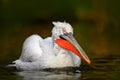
12;21;90;70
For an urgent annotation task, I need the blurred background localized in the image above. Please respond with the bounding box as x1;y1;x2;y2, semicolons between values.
0;0;120;65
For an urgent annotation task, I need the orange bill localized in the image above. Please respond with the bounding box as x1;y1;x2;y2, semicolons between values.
55;33;91;64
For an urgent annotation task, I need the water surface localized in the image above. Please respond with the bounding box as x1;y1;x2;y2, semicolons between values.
0;54;119;80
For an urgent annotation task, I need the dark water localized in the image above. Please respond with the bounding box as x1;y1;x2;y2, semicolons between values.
0;54;119;80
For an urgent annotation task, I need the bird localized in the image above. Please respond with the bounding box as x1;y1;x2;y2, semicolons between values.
12;21;91;70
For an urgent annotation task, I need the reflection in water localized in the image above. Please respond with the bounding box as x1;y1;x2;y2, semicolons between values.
0;54;119;80
15;70;81;80
82;54;120;80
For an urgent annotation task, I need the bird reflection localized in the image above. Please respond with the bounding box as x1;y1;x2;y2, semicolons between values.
15;69;81;80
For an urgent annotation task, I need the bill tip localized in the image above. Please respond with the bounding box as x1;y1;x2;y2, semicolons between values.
87;60;91;64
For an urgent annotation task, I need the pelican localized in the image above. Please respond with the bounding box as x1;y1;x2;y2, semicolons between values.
12;21;91;70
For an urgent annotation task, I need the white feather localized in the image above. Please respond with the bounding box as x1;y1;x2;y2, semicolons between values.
12;21;81;70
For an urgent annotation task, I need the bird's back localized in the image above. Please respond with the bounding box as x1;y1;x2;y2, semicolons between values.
20;35;44;62
13;35;54;70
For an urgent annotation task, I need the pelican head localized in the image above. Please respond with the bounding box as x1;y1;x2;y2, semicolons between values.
52;21;91;64
52;21;73;40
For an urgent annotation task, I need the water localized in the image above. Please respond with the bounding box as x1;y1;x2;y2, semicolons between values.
0;54;119;80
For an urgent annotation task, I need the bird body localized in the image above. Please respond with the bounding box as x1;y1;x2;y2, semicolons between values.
12;21;90;70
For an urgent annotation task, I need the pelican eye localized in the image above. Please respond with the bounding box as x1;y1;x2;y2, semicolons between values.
62;27;66;33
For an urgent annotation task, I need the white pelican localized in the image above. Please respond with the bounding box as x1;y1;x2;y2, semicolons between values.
12;21;91;70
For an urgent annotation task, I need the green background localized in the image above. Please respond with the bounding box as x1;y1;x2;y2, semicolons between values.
0;0;119;66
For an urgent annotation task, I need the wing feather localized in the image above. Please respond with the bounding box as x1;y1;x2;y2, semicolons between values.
20;34;43;62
